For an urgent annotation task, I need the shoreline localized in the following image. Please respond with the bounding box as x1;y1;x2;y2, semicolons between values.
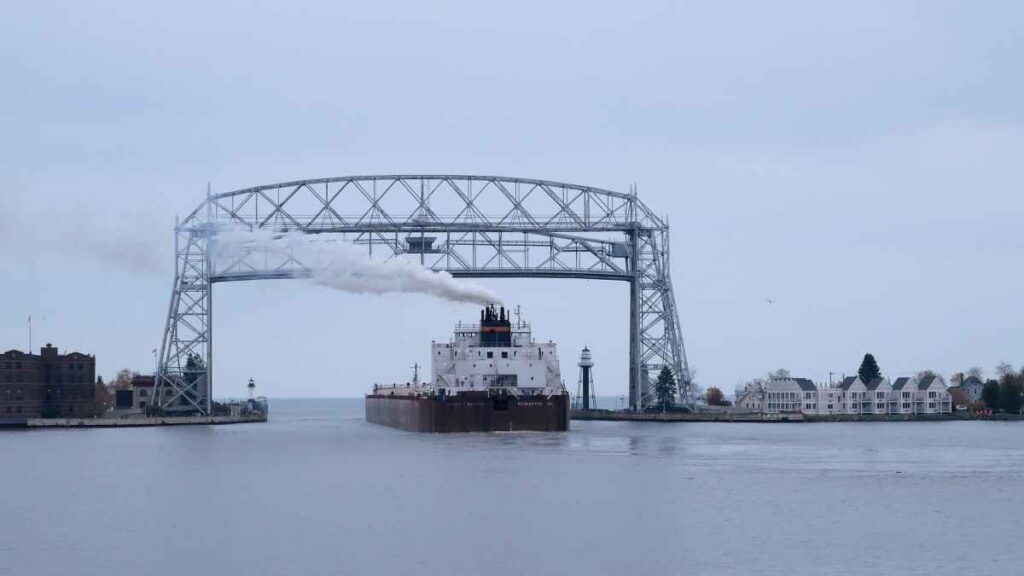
571;410;1024;423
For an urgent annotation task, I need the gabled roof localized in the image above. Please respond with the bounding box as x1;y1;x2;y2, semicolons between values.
838;376;858;390
892;377;910;390
918;375;939;390
962;376;983;387
792;378;817;392
864;377;888;391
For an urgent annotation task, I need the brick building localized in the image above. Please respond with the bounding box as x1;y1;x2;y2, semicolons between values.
0;344;96;418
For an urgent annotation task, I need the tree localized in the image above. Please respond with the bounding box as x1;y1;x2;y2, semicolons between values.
654;366;677;411
982;379;1001;410
110;369;137;391
704;387;726;406
999;374;1023;414
91;375;112;417
996;362;1014;378
858;354;882;382
948;387;970;410
967;366;984;379
768;368;791;380
916;370;946;385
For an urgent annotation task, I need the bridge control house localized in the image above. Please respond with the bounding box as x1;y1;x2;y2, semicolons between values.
0;344;96;419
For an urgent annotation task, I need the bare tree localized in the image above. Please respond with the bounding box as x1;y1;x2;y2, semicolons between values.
768;368;791;380
967;366;984;379
996;362;1015;378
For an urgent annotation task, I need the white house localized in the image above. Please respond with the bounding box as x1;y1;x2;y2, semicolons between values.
891;377;917;414
915;375;952;414
864;377;892;415
763;378;818;414
734;384;764;412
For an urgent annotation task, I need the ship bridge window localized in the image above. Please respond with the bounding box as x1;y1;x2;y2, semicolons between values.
486;351;493;359
501;351;508;359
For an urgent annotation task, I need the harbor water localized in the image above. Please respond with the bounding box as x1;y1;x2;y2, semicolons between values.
1;398;1021;575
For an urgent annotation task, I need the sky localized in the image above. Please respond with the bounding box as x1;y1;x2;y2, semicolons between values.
1;1;1022;398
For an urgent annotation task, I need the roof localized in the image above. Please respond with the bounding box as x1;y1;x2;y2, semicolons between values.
864;377;887;391
918;375;938;390
838;376;858;390
962;376;983;387
793;378;817;392
892;377;910;390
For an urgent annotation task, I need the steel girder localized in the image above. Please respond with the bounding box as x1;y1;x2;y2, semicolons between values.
155;175;690;413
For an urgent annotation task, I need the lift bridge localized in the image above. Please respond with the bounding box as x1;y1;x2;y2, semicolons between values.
155;175;691;414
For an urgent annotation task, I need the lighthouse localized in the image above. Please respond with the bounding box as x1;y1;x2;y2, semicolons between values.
577;347;595;410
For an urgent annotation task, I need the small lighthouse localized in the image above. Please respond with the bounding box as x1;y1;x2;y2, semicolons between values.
577;347;595;410
247;377;256;401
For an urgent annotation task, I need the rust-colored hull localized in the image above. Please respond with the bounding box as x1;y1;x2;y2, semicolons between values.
365;392;570;432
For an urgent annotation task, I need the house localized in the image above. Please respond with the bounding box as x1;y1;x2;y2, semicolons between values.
734;385;763;412
916;375;951;414
891;377;916;414
863;377;892;415
131;375;156;412
764;378;817;414
959;376;985;403
837;376;867;414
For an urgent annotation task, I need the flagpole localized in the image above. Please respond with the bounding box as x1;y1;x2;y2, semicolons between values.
28;315;32;353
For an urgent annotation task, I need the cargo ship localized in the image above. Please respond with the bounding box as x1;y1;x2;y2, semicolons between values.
365;305;570;432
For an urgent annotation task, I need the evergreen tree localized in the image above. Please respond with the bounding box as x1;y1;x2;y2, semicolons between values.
654;366;677;411
857;353;882;382
999;374;1023;414
982;379;1001;410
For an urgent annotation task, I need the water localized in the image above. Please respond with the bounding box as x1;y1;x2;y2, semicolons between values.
2;398;1022;575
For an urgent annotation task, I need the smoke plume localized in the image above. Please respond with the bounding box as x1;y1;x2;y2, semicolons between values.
212;226;500;305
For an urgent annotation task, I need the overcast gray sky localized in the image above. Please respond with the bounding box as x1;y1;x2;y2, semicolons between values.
1;1;1021;398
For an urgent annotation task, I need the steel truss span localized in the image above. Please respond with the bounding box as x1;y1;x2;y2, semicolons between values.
155;175;690;414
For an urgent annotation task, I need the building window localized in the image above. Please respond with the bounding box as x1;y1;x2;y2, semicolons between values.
501;351;508;359
486;352;493;359
139;389;148;398
929;402;936;409
928;391;936;398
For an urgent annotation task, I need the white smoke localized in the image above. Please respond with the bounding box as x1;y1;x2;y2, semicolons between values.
211;226;500;305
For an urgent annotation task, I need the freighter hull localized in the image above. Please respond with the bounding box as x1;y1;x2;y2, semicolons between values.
365;392;569;433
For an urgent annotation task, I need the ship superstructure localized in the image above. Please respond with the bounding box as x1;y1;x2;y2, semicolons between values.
431;305;562;397
366;305;569;432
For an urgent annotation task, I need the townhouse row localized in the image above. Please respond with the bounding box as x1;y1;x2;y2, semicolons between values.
735;375;952;416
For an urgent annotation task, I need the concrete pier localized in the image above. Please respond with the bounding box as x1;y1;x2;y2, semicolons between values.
0;414;267;429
